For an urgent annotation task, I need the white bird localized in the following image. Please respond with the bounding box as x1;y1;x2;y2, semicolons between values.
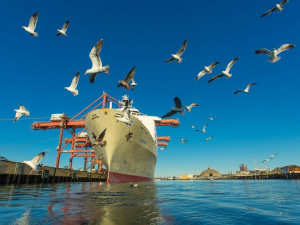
179;138;188;144
269;153;278;159
14;104;30;122
255;44;295;63
205;137;213;141
261;0;289;18
57;20;70;36
165;39;188;63
196;124;208;133
22;152;45;171
206;117;217;121
159;147;164;151
117;110;133;126
184;103;199;112
190;125;196;128
65;72;80;96
21;12;39;37
234;83;257;95
208;57;239;83
162;97;185;118
196;62;220;80
85;39;110;83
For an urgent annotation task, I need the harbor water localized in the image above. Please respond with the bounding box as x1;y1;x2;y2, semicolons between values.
1;180;300;224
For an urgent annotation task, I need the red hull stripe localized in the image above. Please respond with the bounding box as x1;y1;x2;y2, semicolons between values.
108;172;153;183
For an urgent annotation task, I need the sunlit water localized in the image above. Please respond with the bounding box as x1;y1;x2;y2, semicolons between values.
0;180;300;224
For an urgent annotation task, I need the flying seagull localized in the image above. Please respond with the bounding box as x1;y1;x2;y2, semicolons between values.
179;138;188;144
261;0;289;18
92;128;107;147
184;103;199;112
196;124;208;133
162;97;185;118
255;44;295;63
205;137;213;141
125;131;133;142
206;117;217;121
269;153;278;159
14;104;30;122
22;152;45;171
117;66;136;90
234;83;257;95
65;72;80;96
208;57;239;83
165;39;188;63
85;39;110;83
159;147;164;151
22;12;38;37
190;125;196;128
196;62;220;80
117;109;133;126
57;20;70;36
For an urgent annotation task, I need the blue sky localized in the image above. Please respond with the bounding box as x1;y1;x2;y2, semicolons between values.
0;0;299;177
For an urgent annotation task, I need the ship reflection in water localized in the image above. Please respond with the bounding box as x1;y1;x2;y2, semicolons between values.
0;182;167;224
1;180;300;224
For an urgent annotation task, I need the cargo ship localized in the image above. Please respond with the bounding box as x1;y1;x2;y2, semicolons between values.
85;95;161;183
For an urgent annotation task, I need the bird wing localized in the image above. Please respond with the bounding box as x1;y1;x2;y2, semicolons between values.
165;57;176;62
28;12;38;30
89;39;103;67
123;66;136;83
196;70;206;80
14;112;22;122
255;48;272;56
277;44;295;54
92;132;97;140
234;90;243;95
261;7;277;18
208;61;220;69
225;57;239;72
174;97;182;108
175;39;187;56
70;72;80;88
203;124;208;130
245;82;257;91
89;73;97;83
190;103;199;107
31;152;45;166
208;74;224;83
98;128;107;142
19;104;26;111
62;20;70;32
162;110;177;118
280;0;288;7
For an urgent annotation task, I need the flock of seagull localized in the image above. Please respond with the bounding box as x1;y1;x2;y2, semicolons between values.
160;0;294;144
14;11;139;122
13;0;294;157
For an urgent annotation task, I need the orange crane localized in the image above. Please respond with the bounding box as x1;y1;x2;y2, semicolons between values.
31;92;179;171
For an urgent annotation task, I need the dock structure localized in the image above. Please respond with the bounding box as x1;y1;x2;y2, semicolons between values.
0;160;107;185
30;92;179;173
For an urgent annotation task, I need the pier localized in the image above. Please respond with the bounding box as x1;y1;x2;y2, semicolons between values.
0;160;107;185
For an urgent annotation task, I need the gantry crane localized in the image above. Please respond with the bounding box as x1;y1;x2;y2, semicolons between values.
31;92;179;172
